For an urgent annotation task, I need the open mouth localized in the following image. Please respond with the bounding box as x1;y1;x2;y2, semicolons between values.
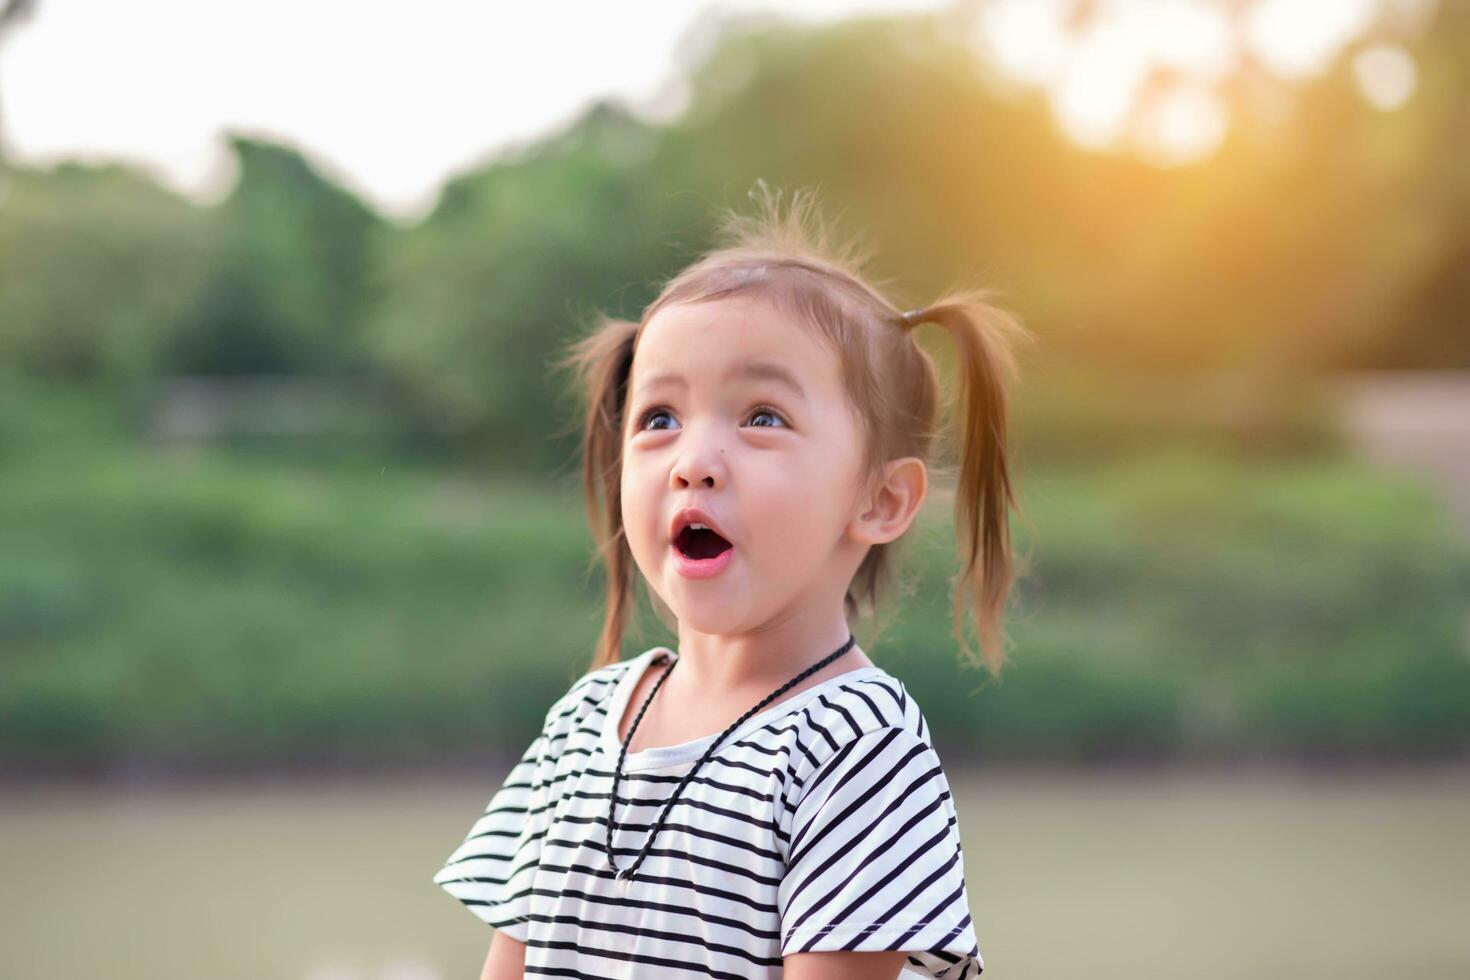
674;525;733;560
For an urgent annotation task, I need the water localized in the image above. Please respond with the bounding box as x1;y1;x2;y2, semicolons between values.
4;765;1467;979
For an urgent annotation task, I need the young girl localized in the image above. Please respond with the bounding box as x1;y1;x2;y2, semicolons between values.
433;186;1029;979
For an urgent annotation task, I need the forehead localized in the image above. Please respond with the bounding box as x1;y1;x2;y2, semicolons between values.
630;295;839;398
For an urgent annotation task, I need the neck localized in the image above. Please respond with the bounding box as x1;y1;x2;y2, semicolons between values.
669;615;860;694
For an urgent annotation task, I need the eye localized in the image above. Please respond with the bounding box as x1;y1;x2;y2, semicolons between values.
747;405;789;429
636;407;676;432
632;405;791;432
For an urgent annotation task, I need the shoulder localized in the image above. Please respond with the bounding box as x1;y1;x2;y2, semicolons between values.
799;668;934;752
784;669;947;794
537;651;642;737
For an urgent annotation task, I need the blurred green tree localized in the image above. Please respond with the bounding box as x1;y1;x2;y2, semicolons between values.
162;134;386;377
0;162;210;389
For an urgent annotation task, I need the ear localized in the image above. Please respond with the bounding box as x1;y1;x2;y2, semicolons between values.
848;456;927;546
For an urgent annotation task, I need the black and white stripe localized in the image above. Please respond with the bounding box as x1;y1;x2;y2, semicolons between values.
433;646;984;978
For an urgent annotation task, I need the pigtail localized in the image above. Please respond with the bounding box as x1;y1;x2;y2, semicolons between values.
907;288;1034;677
549;313;642;672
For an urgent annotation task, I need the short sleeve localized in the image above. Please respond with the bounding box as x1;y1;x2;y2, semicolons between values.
430;727;553;943
778;725;984;978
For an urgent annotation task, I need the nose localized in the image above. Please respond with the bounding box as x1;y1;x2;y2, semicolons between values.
670;439;725;489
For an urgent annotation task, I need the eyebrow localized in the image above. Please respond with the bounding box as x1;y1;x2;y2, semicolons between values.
633;359;809;404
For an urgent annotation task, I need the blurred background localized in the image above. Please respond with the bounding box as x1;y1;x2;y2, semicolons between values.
2;0;1468;977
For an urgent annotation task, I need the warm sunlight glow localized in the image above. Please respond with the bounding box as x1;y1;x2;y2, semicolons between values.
982;0;1232;157
1243;0;1379;78
1352;44;1418;110
1134;84;1229;166
973;0;1400;166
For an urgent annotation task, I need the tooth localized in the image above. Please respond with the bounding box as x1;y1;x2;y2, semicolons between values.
690;523;709;530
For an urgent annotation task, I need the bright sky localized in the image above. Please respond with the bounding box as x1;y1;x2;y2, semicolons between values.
0;0;1420;220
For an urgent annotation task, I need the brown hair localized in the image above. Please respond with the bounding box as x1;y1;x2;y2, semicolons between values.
552;183;1033;680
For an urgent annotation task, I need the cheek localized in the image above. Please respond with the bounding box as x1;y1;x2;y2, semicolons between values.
619;462;657;545
742;457;834;545
762;439;863;543
624;464;682;574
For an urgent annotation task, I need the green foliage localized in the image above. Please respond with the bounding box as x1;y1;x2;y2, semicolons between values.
162;135;387;376
357;102;685;470
3;5;1469;465
0;163;211;384
1;384;1466;769
892;448;1470;760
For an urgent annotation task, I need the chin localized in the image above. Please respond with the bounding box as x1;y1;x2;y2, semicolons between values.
662;592;753;636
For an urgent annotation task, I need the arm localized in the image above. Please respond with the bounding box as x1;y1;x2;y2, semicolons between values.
784;949;909;980
477;929;526;980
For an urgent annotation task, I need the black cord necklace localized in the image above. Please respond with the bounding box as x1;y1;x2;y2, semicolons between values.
604;632;858;888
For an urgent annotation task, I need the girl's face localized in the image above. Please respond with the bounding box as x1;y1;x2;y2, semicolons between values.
621;295;871;636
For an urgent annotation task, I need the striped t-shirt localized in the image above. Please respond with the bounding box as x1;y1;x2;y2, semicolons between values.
432;645;984;978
